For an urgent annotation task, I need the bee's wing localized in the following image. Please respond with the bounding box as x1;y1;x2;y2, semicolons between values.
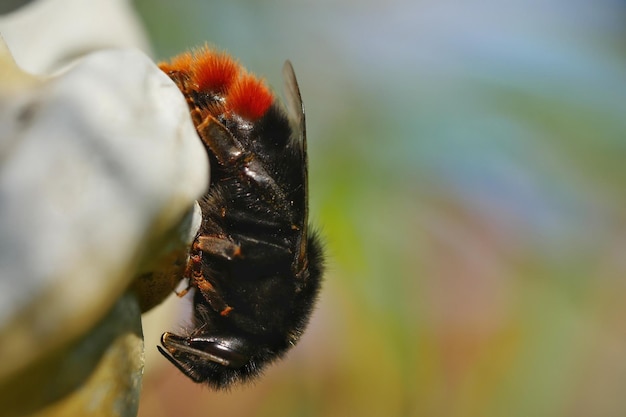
282;61;309;277
282;60;306;149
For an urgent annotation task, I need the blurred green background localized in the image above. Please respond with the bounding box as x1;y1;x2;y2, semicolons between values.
134;1;626;416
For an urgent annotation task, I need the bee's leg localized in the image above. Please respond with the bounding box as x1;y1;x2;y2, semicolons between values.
175;248;203;298
194;108;291;220
192;273;231;315
175;284;192;298
196;115;246;166
197;114;291;221
196;235;242;260
185;237;235;316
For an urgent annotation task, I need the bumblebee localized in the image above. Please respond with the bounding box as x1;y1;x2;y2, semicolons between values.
157;46;323;389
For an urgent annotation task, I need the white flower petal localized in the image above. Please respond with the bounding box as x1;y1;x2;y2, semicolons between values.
0;0;151;75
0;41;208;388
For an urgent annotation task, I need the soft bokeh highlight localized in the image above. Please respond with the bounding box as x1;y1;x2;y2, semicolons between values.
135;1;626;416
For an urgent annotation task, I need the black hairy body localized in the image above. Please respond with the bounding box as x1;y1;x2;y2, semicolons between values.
157;51;323;389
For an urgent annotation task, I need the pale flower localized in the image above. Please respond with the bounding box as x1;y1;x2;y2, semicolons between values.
0;1;207;416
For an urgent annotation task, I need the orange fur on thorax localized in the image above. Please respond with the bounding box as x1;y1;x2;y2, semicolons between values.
159;45;273;121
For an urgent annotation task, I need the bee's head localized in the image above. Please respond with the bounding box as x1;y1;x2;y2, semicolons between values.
158;309;307;389
157;331;261;388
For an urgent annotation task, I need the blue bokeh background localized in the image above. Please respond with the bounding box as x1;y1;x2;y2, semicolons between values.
135;1;626;416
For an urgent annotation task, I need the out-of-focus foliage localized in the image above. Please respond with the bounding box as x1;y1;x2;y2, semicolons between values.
135;1;626;416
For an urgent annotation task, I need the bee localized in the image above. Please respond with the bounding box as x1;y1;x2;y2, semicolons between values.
157;46;323;389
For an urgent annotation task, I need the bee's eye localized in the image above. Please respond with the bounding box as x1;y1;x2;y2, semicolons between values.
188;337;249;369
